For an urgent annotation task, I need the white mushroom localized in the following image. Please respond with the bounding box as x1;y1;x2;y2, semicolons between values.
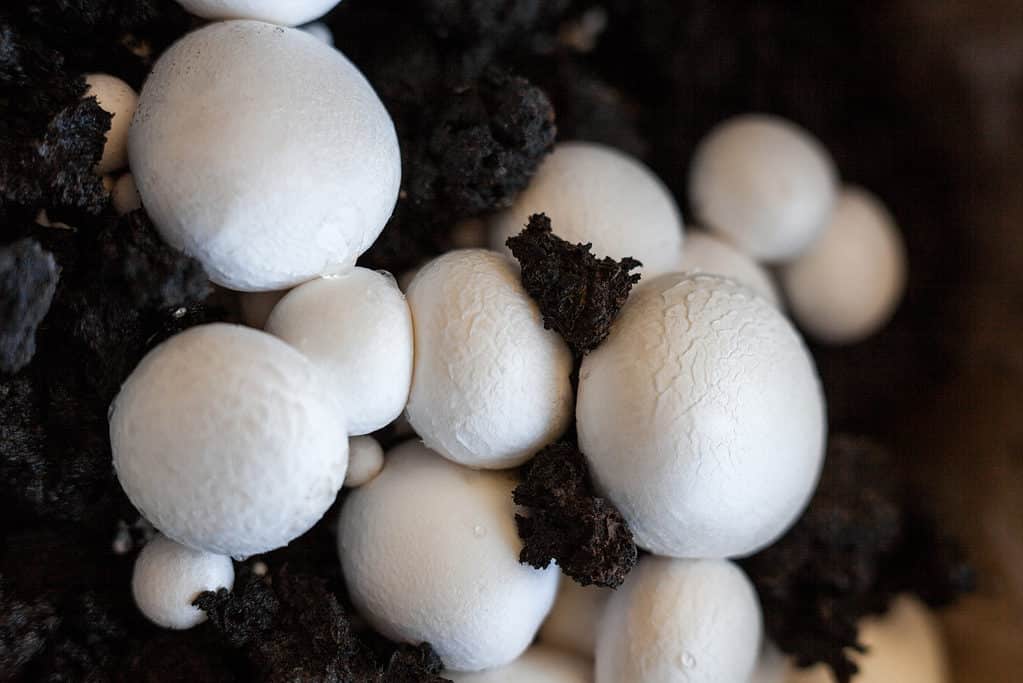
174;0;343;26
110;323;348;558
85;74;138;174
337;441;559;672
344;435;384;488
786;596;948;683
577;274;826;559
780;187;907;344
539;576;610;657
300;21;334;45
132;534;234;630
129;21;400;291
445;645;593;682
677;230;780;305
596;557;762;683
750;643;790;683
237;289;290;329
266;269;413;435
111;173;142;215
490;142;685;277
689;114;837;263
405;249;574;469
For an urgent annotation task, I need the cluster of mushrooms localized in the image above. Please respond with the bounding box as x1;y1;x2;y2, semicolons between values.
82;1;938;681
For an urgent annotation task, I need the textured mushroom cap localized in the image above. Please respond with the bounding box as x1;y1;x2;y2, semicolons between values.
129;21;400;291
596;557;762;683
539;577;610;657
445;645;592;682
577;274;826;558
780;187;907;344
266;269;413;435
405;249;574;469
689;115;837;263
132;534;234;630
344;436;384;488
111;323;349;558
677;230;780;305
490;142;684;277
786;596;948;683
175;0;343;26
337;441;559;672
85;74;137;174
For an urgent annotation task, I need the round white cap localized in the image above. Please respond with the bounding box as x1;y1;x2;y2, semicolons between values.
85;74;138;174
175;0;342;26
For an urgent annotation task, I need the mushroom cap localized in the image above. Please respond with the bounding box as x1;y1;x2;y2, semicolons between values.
337;441;559;672
405;249;574;469
577;273;826;558
129;20;400;291
490;141;685;277
596;557;762;683
780;187;907;344
689;114;837;263
132;534;234;630
111;323;349;558
85;73;137;174
539;576;610;657
266;269;413;435
677;230;780;305
344;435;384;488
786;596;948;683
445;645;592;683
175;0;343;26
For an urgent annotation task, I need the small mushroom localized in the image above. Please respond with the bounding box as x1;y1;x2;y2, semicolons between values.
596;557;762;683
174;0;343;26
132;534;234;630
337;441;560;672
405;249;574;469
85;73;138;174
490;142;685;277
445;645;592;682
677;229;780;305
689;114;837;263
539;576;611;657
344;435;385;488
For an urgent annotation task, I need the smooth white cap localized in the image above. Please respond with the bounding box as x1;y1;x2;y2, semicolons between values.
338;441;559;672
689;114;837;263
490;142;685;277
577;274;826;558
129;21;400;291
786;596;948;683
112;173;142;215
405;249;574;469
596;557;762;683
677;230;780;305
237;289;289;329
111;323;349;558
344;435;384;488
780;187;907;345
539;576;610;657
445;645;593;682
175;0;342;26
132;534;234;629
85;74;138;174
266;269;413;435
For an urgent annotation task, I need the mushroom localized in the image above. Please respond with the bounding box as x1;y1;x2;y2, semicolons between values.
110;323;349;558
343;435;384;488
132;534;234;630
689;114;837;263
539;577;610;658
490;142;685;277
577;273;826;558
596;557;762;683
405;249;574;469
677;229;781;305
445;645;592;682
174;0;343;26
780;187;907;344
85;73;138;175
266;269;413;435
128;20;400;291
337;441;559;672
